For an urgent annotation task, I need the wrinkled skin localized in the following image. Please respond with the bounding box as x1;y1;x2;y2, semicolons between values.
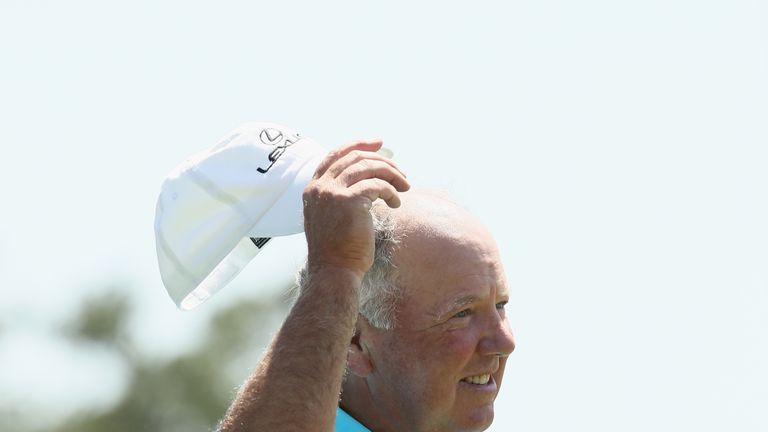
342;194;516;432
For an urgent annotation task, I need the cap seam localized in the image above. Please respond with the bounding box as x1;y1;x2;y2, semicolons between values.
186;167;257;226
155;198;204;298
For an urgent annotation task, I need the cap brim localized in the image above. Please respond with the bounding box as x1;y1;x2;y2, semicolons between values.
177;154;323;311
178;236;270;310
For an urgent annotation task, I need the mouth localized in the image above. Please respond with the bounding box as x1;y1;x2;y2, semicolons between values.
461;374;491;385
459;373;497;393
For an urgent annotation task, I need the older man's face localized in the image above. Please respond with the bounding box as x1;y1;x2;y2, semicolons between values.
364;222;516;431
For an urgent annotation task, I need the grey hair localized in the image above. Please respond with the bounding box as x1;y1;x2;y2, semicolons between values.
294;209;402;329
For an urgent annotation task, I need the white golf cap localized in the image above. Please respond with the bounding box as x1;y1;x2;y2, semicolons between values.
154;122;327;310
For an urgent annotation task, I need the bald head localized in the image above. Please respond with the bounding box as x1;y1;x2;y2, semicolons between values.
362;190;498;328
376;189;496;258
297;189;495;329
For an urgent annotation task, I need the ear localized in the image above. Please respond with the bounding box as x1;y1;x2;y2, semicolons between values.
347;316;375;378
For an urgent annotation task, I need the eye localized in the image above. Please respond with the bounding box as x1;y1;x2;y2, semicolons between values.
496;301;508;310
453;308;472;319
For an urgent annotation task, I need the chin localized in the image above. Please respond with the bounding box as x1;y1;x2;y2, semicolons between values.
459;404;495;431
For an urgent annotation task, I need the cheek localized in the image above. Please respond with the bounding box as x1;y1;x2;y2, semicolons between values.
369;335;434;406
372;328;489;429
396;328;480;384
434;330;479;369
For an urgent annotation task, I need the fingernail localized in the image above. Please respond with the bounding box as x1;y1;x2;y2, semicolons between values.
377;147;394;159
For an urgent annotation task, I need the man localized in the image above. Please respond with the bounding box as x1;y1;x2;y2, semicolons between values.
218;140;515;432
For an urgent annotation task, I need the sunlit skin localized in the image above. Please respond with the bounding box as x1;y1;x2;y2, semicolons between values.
218;140;412;432
341;196;516;432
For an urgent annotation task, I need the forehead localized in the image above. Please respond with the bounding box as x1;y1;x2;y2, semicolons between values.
393;225;508;316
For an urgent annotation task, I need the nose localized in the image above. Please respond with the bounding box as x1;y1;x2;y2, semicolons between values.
478;312;516;357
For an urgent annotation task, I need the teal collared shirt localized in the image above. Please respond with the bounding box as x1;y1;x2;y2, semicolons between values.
335;407;371;432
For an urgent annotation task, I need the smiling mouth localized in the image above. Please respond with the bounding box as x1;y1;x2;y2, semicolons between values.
461;374;491;385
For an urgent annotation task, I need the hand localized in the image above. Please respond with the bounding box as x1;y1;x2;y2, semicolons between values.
303;139;410;278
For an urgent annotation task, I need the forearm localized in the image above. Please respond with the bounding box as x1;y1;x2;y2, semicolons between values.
218;268;361;432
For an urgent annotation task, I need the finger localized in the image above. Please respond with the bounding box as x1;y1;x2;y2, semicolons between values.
349;178;402;208
324;149;406;180
313;140;383;179
338;159;410;192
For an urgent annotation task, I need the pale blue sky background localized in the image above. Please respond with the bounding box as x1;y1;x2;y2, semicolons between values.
1;0;766;430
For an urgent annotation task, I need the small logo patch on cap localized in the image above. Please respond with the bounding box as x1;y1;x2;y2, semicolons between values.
250;237;272;249
259;128;284;146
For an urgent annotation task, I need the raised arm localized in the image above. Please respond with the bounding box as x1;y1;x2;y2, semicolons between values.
217;140;409;432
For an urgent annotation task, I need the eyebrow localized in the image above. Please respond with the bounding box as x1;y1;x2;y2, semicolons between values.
433;295;479;323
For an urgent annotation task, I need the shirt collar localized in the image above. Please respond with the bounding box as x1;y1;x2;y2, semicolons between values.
335;406;371;432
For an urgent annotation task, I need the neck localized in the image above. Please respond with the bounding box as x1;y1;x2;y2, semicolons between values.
340;375;396;432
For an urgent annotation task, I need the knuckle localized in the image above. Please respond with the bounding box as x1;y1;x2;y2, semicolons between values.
325;149;342;162
302;184;320;200
357;158;371;169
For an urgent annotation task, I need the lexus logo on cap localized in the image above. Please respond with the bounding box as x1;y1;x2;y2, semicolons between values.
259;128;283;146
256;127;302;174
